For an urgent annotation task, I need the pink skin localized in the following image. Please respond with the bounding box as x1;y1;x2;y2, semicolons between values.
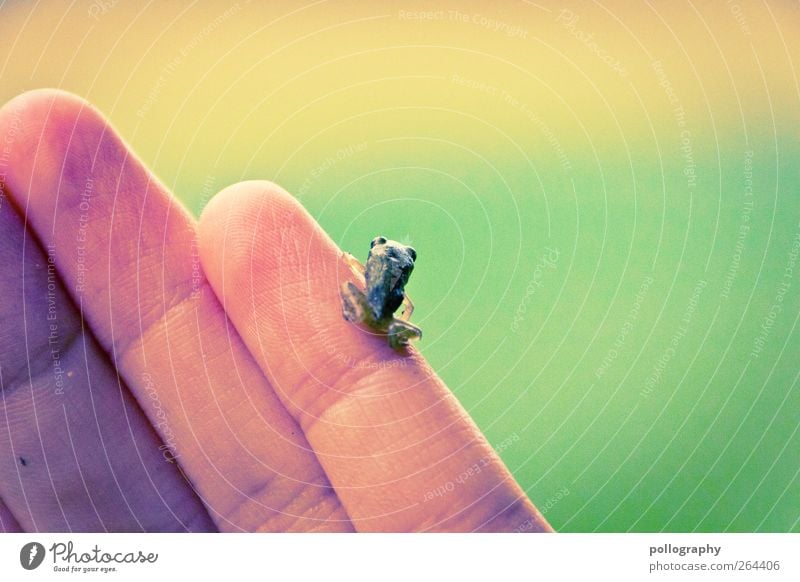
0;90;550;533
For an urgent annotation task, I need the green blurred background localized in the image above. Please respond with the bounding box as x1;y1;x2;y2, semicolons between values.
2;0;798;532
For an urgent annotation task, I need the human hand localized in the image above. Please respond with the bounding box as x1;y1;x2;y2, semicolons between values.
0;90;551;533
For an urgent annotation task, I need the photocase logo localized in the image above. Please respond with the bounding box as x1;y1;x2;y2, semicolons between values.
20;542;46;570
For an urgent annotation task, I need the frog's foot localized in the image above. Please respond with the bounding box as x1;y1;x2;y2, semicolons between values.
341;281;371;324
387;319;422;350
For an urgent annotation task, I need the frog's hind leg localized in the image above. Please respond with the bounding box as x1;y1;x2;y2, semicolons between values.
342;252;366;279
341;252;371;324
340;281;371;324
387;319;422;349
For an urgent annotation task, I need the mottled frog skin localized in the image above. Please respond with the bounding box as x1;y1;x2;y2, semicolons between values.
340;236;422;349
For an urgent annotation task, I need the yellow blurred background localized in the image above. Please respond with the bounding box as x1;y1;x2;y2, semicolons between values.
2;0;799;532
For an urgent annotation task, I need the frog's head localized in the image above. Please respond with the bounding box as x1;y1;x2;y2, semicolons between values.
364;236;417;320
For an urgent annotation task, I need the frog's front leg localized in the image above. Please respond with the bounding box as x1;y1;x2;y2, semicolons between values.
398;293;415;321
387;318;422;349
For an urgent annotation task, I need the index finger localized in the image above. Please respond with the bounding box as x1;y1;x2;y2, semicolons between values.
199;181;552;532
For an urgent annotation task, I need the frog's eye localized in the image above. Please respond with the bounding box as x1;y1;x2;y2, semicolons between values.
407;247;417;261
371;236;387;248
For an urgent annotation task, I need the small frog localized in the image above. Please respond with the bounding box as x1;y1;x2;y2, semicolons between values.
340;236;422;349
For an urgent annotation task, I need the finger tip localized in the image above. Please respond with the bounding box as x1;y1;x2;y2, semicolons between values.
1;88;88;119
0;88;97;154
199;180;293;239
0;88;115;211
199;179;339;289
200;180;285;232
